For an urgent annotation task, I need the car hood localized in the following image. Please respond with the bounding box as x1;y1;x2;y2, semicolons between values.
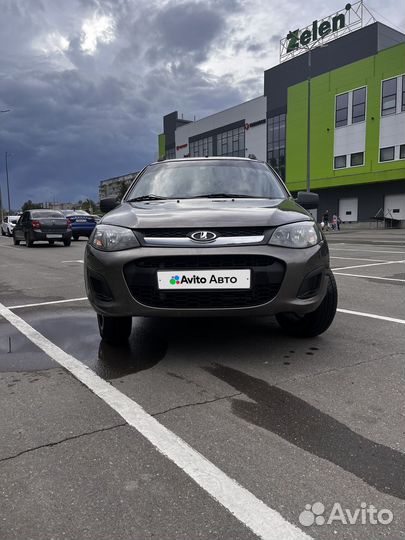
102;198;312;229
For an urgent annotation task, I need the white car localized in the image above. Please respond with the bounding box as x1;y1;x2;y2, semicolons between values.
1;215;20;236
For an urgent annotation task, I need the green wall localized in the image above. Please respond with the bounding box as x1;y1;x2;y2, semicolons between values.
286;43;405;192
158;133;166;159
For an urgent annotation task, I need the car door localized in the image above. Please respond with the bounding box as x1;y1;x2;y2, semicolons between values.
15;213;26;239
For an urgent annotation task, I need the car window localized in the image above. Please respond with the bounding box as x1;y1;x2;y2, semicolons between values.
30;211;64;218
127;160;288;200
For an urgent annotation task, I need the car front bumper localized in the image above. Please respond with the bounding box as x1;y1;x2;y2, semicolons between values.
84;241;331;318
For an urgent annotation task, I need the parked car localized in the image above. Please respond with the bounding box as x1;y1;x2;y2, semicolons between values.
13;209;72;247
60;210;97;240
1;215;19;236
84;157;337;344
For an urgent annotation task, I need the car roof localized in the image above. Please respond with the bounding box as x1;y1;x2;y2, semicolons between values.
29;209;63;214
151;156;263;165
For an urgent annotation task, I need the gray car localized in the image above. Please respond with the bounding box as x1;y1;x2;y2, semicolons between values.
84;157;337;344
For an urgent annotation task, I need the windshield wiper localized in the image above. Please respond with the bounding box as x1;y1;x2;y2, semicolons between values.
193;193;262;199
127;194;168;202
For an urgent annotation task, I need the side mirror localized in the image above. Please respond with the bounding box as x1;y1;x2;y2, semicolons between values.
295;191;319;210
100;197;119;213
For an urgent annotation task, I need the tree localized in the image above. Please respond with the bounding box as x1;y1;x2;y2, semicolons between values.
117;180;131;199
81;198;98;214
21;200;43;212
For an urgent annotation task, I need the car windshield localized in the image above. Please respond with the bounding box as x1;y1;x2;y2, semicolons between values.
61;210;88;216
31;211;64;218
126;160;288;200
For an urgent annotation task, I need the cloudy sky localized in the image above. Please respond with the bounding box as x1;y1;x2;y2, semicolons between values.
0;0;404;209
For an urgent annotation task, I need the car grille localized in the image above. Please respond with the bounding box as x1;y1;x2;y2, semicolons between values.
139;227;267;238
123;255;285;309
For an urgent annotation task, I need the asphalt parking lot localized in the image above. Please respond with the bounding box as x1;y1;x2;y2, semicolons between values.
0;229;404;540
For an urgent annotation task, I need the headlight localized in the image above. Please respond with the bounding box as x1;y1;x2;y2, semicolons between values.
90;225;140;251
269;221;321;248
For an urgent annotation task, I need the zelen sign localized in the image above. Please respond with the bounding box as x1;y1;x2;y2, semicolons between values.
285;3;353;53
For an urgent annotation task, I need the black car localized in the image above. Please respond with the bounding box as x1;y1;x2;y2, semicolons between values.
85;157;337;344
13;209;72;247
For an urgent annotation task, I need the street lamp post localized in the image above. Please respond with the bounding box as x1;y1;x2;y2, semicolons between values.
5;152;11;213
0;184;3;224
305;45;327;193
306;49;312;193
0;109;11;222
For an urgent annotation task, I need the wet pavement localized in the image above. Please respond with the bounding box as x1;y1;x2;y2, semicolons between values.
0;231;404;540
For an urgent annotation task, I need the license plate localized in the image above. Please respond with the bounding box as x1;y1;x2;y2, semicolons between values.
157;269;251;290
76;219;86;222
47;234;62;238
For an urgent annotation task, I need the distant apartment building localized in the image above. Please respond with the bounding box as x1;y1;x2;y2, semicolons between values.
99;172;139;200
42;202;78;210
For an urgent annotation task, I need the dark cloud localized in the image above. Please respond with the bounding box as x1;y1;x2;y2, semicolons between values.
155;3;225;52
0;0;246;208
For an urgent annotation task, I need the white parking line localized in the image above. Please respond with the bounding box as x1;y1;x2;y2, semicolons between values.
334;272;405;283
332;260;405;271
8;297;88;310
337;308;405;325
330;256;387;262
61;259;84;263
330;248;405;255
0;300;311;540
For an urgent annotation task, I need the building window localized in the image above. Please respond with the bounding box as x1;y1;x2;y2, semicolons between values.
350;152;364;166
334;155;346;169
267;114;286;179
380;146;395;162
352;87;366;123
189;137;213;157
402;75;405;112
335;93;348;127
217;127;245;157
400;145;405;159
381;78;397;116
166;148;176;159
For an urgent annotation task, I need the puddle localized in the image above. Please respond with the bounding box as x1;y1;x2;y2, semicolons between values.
18;311;168;379
205;363;405;500
0;323;55;372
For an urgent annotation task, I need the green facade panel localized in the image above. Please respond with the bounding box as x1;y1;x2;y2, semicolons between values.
158;133;166;160
286;43;405;192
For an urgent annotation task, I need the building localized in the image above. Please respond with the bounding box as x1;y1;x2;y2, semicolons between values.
42;202;78;210
99;172;139;200
159;6;405;224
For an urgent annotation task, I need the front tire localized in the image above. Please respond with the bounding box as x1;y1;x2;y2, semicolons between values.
73;234;79;241
1;229;5;236
13;234;20;245
276;273;338;338
97;314;132;344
